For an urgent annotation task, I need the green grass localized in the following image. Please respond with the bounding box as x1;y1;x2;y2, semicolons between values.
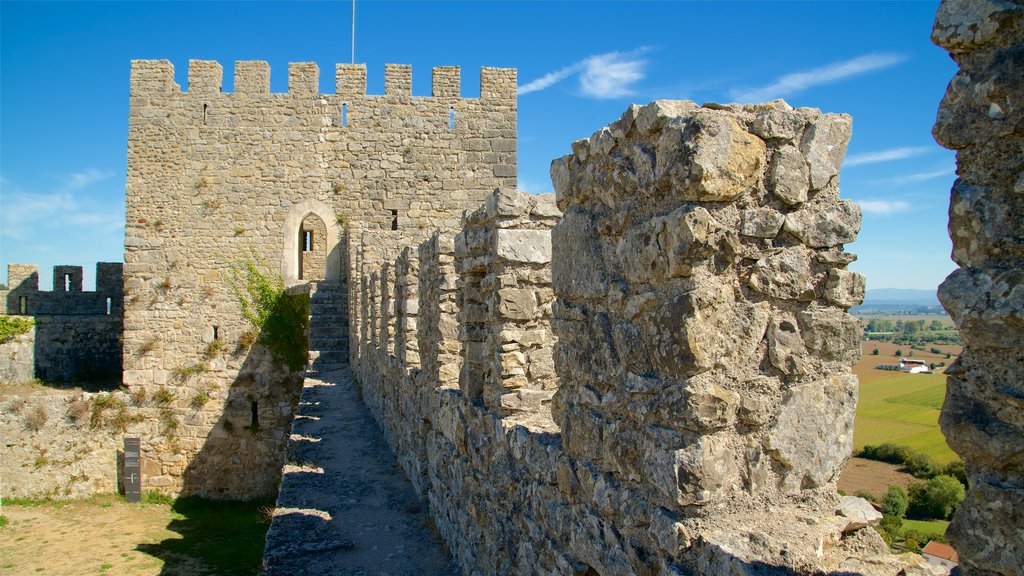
903;518;949;537
136;496;274;576
855;370;957;464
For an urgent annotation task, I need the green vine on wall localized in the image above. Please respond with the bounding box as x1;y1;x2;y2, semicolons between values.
227;257;309;372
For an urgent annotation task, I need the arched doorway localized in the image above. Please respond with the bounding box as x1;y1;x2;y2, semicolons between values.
281;200;343;287
298;214;328;281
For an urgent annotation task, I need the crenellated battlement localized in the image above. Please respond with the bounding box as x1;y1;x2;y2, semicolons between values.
129;59;517;100
2;263;123;316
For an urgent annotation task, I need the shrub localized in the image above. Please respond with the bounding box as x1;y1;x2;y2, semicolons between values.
903;452;938;477
942;460;967;486
203;338;225;359
894;349;903;357
930;347;942;355
130;387;148;406
6;397;26;415
67;397;92;424
153;387;176;406
24;405;48;431
882;485;908;519
0;316;34;343
190;390;211;410
908;475;965;520
90;395;143;432
872;347;879;356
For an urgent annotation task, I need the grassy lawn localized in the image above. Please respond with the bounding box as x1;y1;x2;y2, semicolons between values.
903;518;950;538
853;341;958;464
0;493;272;575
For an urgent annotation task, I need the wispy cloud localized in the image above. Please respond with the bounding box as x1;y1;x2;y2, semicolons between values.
872;167;956;186
0;170;122;240
729;53;906;102
855;199;911;216
521;48;650;99
845;146;932;167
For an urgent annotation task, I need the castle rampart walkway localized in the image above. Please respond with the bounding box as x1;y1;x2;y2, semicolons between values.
260;364;457;575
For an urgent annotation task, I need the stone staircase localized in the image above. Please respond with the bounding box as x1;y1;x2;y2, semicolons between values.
306;281;348;372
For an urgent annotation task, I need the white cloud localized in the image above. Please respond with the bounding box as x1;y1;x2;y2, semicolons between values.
729;53;906;102
856;199;911;216
845;146;932;167
520;48;649;99
875;168;956;186
0;170;122;240
519;63;584;95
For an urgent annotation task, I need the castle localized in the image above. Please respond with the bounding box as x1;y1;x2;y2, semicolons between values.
1;1;1020;573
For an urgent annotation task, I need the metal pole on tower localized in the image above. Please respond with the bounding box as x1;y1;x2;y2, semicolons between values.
352;0;356;64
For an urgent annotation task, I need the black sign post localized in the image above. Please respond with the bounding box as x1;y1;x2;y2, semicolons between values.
123;437;141;503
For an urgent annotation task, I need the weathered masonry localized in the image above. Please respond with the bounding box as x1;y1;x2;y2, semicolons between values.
932;0;1024;573
122;60;516;496
0;263;123;382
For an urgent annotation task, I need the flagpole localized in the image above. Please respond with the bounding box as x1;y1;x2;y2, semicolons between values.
352;0;356;64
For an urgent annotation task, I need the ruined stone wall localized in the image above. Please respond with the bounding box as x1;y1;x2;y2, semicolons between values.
352;164;916;574
123;59;516;497
932;1;1024;573
0;389;125;499
0;263;123;382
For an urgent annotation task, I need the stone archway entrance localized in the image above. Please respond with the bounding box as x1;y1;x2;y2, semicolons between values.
281;200;343;287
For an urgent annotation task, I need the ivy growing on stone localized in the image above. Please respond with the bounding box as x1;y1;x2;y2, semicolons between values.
227;257;309;372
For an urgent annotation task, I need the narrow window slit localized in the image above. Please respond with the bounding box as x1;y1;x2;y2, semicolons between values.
449;106;455;130
391;209;399;230
303;230;313;252
341;103;348;127
18;296;28;314
106;297;112;315
212;325;219;340
203;103;208;125
64;274;71;291
250;400;259;429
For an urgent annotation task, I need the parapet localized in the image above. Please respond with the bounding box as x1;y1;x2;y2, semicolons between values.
130;59;516;100
3;263;123;316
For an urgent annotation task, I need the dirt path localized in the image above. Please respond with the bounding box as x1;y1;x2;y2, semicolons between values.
0;497;175;575
261;364;457;576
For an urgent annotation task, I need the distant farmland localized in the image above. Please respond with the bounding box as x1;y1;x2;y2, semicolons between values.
852;340;959;464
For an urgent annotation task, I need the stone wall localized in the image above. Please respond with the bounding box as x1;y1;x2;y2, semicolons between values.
1;389;127;499
932;1;1024;573
123;59;516;497
351;165;925;573
0;263;123;382
0;328;35;385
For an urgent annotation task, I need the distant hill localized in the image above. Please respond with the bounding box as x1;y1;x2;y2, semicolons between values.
852;289;945;315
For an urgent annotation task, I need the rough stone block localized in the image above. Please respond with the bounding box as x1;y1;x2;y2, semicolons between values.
495;229;552;264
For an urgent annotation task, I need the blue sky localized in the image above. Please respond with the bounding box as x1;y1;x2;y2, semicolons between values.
1;1;957;291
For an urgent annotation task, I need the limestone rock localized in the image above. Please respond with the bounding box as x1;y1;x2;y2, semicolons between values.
498;288;537;320
824;269;866;309
748;247;816;301
798;307;862;363
740;207;785;238
932;0;1022;52
783;200;862;248
749;106;803;142
767;145;810;205
799;114;852;191
656;113;766;201
765;374;857;492
495;229;552;264
766;314;809;376
836;495;883;532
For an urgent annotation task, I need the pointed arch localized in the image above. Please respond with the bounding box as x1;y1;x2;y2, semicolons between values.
281;200;343;286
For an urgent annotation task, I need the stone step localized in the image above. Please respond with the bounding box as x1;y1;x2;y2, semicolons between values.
310;336;347;350
308;350;346;367
310;314;346;328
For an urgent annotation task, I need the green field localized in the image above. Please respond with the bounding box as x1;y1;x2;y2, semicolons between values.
902;518;950;538
854;366;957;464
